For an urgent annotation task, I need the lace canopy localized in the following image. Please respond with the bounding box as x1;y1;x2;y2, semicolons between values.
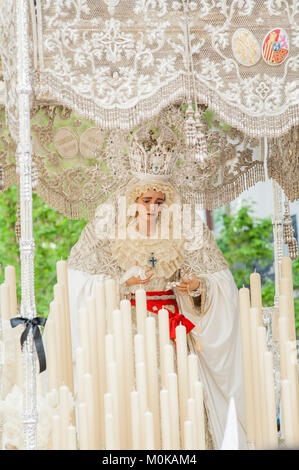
0;0;298;140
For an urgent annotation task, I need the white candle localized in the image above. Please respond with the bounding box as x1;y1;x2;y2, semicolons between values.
164;344;174;379
50;300;63;389
13;329;23;389
87;296;101;447
279;293;290;319
76;347;85;404
183;420;194;450
158;308;170;388
105;334;115;365
280;277;290;296
54;283;69;386
238;287;255;445
104;278;117;333
160;389;171;450
280;256;296;342
121;299;134;448
56;261;74;394
67;425;77;450
121;300;134;394
278;316;289;380
187;398;197;448
280;277;296;342
281;379;295;448
59;385;70;449
250;307;263;448
45;317;57;392
136;362;148;448
131;390;141;450
106;362;120;449
0;282;10;320
145;315;160;450
264;351;278;449
79;307;91;373
257;326;268;448
176;324;188;435
285;341;299;444
104;392;113;415
112;308;126;449
87;296;99;376
5;266;17;317
290;348;299;444
187;354;198;399
52;414;61;450
281;257;293;311
250;272;262;324
134;333;145;363
96;282;107;449
78;403;89;450
135;288;147;335
194;381;205;450
47;389;58;408
272;308;279;341
83;373;96;449
166;373;180;450
95;280;106;320
145;411;155;450
105;414;115;450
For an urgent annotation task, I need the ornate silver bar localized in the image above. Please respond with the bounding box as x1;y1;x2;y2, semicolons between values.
271;178;284;439
272;179;283;307
16;0;38;450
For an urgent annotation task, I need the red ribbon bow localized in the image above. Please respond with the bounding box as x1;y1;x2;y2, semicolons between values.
130;290;195;341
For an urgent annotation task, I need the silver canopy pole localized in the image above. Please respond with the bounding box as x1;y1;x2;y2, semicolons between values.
16;0;38;450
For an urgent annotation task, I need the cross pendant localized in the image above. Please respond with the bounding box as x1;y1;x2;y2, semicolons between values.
149;252;157;268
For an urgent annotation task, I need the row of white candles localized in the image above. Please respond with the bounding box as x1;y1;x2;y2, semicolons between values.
73;277;206;450
0;266;23;392
0;259;205;449
0;263;74;397
278;257;299;448
45;261;74;395
1;257;298;450
48;385;76;450
239;256;299;449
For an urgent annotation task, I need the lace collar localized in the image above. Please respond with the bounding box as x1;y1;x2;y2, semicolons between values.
109;218;185;279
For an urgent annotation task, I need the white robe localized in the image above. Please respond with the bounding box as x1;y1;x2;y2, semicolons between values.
67;265;248;450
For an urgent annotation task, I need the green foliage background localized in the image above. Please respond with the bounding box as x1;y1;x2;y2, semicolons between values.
215;204;299;333
0;185;86;317
0;185;298;335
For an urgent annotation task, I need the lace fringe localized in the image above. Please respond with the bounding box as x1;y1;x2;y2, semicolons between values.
34;181;100;220
182;162;265;210
0;162;265;220
267;168;299;202
0;164;18;194
34;73;299;139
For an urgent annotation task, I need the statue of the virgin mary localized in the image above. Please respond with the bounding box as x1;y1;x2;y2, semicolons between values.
66;169;248;449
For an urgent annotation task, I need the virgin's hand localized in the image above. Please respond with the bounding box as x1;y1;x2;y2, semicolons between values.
125;268;153;287
174;277;200;295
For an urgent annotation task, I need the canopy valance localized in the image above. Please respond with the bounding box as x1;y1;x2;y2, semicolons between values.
0;104;298;218
0;0;298;141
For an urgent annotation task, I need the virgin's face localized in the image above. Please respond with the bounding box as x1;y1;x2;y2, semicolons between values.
136;189;165;223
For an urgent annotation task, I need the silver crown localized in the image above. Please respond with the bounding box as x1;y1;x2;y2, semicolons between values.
129;124;180;179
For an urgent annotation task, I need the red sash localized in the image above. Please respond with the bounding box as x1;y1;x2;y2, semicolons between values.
130;289;195;340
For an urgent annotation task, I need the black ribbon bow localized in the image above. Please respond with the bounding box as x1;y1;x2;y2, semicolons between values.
10;316;47;373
